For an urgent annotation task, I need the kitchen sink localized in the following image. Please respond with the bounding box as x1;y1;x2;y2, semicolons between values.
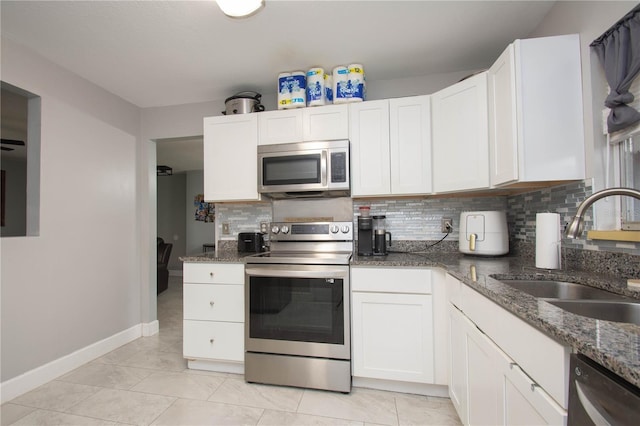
499;280;628;300
546;300;640;326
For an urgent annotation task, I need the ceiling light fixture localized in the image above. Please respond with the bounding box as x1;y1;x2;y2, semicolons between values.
157;165;173;176
216;0;264;18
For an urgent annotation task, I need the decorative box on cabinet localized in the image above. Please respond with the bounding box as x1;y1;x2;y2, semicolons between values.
488;34;584;187
258;104;348;145
183;262;245;374
203;114;260;202
350;96;432;197
351;266;448;396
431;72;489;193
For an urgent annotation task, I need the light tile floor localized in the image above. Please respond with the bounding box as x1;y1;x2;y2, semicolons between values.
1;276;461;426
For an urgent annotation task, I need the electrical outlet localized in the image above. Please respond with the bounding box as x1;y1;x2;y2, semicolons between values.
441;217;453;233
222;222;230;235
260;222;268;233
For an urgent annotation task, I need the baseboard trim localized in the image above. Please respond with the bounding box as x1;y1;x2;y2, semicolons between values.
352;377;449;397
142;320;159;336
0;324;142;404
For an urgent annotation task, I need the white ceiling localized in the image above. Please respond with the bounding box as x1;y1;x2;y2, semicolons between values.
0;0;558;172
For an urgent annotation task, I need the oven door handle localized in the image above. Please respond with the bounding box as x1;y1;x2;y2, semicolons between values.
245;266;347;279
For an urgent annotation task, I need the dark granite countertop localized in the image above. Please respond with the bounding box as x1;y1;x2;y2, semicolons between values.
181;249;640;388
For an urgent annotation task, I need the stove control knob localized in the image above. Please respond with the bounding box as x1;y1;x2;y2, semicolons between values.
271;225;280;234
281;225;290;234
330;225;339;234
341;225;350;234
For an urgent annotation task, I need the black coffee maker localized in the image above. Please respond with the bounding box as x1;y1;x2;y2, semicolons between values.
373;215;391;256
357;207;373;256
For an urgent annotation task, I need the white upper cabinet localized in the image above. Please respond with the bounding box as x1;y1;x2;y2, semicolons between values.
203;114;260;202
350;100;391;196
390;96;432;195
350;96;432;197
258;109;303;145
431;72;489;193
258;104;348;145
303;104;349;141
488;34;585;187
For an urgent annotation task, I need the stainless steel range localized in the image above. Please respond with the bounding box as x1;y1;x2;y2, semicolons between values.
244;220;353;393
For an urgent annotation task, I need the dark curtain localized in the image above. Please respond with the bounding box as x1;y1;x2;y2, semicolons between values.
591;4;640;133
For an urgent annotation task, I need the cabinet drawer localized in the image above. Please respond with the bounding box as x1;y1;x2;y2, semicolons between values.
184;284;244;322
352;267;432;294
183;262;244;284
504;364;567;426
446;273;463;308
461;285;569;408
183;320;244;362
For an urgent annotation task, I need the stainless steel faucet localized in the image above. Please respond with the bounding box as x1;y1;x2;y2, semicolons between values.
565;187;640;238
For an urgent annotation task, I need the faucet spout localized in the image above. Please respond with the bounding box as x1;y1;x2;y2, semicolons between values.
565;187;640;239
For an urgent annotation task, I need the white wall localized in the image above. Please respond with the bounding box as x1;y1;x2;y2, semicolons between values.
157;172;186;270
529;1;638;229
0;37;141;384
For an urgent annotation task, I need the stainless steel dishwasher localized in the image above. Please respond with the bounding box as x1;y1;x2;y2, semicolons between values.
568;353;640;425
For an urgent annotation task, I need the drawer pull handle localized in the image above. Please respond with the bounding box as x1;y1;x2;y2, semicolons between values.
210;301;215;307
209;272;214;277
210;338;215;344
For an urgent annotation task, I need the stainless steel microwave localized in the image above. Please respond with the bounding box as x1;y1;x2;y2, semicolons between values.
258;140;350;198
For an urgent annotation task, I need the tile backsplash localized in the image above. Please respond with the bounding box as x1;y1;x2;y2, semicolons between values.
214;180;639;256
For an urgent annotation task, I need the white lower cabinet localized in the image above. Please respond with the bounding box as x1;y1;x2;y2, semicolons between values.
183;262;245;374
448;274;568;425
351;266;448;395
352;291;433;383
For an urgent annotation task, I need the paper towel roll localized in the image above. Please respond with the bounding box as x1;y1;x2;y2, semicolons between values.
277;72;291;110
306;67;326;106
332;66;349;104
324;73;333;103
348;63;365;102
290;71;306;108
535;213;562;269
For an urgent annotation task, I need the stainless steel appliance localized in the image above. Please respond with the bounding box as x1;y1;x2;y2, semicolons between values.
244;220;353;393
222;91;265;115
258;140;350;198
568;353;640;425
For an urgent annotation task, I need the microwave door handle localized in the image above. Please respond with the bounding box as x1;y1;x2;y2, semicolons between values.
321;150;328;186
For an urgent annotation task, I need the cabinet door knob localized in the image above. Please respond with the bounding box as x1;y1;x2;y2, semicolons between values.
209;272;214;277
210;301;215;307
530;383;539;392
210;338;215;344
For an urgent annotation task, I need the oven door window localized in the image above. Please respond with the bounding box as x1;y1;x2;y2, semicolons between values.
249;276;344;344
262;154;321;186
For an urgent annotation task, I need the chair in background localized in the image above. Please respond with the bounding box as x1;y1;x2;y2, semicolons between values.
157;237;173;294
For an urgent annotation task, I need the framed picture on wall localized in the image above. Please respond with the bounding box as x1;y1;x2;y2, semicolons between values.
194;194;215;223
